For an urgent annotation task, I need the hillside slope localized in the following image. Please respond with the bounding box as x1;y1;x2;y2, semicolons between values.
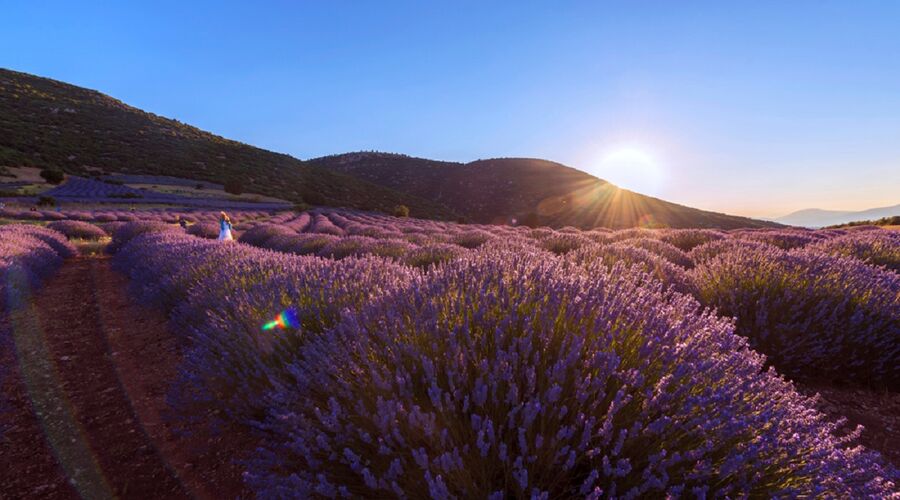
0;69;453;219
309;153;780;229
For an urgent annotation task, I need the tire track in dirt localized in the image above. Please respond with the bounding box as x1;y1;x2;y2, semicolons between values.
1;258;251;499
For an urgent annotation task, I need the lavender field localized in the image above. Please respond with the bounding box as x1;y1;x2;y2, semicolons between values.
3;207;897;497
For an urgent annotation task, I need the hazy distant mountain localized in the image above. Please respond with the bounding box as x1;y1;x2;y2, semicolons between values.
309;153;780;229
775;204;900;228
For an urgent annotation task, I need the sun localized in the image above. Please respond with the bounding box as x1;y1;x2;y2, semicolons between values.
593;147;665;196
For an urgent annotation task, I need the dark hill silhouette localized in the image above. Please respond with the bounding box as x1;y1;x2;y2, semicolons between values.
0;69;452;218
2;68;777;229
309;152;780;229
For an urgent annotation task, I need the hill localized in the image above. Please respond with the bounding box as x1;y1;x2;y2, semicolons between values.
2;68;779;229
308;153;780;229
775;204;900;228
0;68;453;218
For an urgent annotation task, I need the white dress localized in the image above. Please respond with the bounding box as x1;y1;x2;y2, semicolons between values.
218;221;234;241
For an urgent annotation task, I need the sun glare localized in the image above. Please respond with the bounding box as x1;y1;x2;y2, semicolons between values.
594;147;665;196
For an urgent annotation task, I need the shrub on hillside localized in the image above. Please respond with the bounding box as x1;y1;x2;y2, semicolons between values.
39;168;65;184
392;204;410;217
37;196;56;207
224;179;244;195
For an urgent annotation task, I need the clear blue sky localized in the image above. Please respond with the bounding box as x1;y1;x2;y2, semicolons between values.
3;1;899;217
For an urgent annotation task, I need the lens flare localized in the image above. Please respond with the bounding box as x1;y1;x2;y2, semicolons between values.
262;309;299;331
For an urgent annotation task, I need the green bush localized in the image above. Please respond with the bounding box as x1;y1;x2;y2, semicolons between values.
224;179;244;195
302;190;326;205
39;168;65;184
37;195;56;206
392;204;410;217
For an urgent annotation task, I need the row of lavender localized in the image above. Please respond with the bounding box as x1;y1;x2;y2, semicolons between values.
110;222;898;497
40;176;291;209
0;225;77;433
0;224;77;312
19;206;898;386
0;207;275;224
231;211;900;387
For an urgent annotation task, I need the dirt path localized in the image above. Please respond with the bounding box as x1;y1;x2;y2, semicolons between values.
1;258;251;499
799;384;900;467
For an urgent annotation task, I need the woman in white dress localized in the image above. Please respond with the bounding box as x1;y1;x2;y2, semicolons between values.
218;211;234;241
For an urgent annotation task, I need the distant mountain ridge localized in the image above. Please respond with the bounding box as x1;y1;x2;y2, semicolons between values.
775;204;900;228
2;68;778;229
309;152;780;229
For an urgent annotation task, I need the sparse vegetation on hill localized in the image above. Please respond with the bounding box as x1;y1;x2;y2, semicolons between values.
0;69;453;219
39;168;64;184
309;153;781;229
2;69;783;229
827;215;900;228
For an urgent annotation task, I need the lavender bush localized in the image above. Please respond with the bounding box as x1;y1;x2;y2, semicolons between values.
47;220;108;240
107;221;179;254
404;243;467;269
0;224;73;311
618;237;694;268
732;229;823;250
688;238;778;266
4;224;78;259
186;221;221;239
451;229;494;249
691;245;900;387
806;230;900;273
239;224;296;247
246;251;897;498
114;232;421;427
659;229;726;251
568;243;696;294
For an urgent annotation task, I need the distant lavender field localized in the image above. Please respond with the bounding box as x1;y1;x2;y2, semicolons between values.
0;176;292;210
101;174;224;190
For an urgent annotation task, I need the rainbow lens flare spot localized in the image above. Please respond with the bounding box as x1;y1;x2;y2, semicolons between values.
262;309;299;331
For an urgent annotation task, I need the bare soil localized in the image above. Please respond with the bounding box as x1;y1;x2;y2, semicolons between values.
1;258;253;499
798;383;900;467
